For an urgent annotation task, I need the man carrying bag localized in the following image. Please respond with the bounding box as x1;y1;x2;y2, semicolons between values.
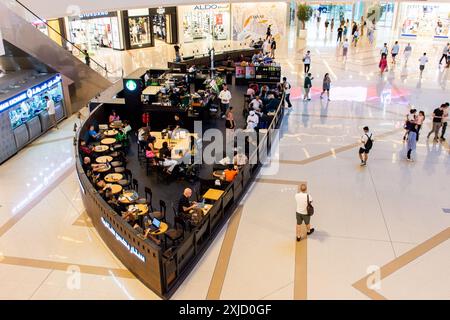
295;184;315;242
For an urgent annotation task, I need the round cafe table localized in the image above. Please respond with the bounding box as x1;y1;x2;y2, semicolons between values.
93;145;109;153
127;204;149;216
104;184;123;195
92;163;111;173
118;190;139;204
101;138;117;145
109;122;123;129
104;173;123;183
104;129;118;137
96;156;113;164
150;222;169;236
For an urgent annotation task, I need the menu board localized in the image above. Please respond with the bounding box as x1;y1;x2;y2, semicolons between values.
235;66;245;79
245;66;256;79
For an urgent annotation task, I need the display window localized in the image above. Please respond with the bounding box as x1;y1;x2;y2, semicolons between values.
399;3;450;39
232;2;287;42
68;12;123;51
152;14;167;41
178;4;230;43
128;9;152;48
6;76;65;130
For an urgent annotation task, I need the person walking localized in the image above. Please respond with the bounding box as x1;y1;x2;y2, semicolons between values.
84;50;90;67
324;19;329;34
303;50;311;73
282;77;292;108
343;38;350;60
380;43;388;57
419;52;429;77
174;44;181;62
45;96;58;129
403;43;412;65
225;107;236;149
337;25;343;42
218;84;232;118
352;28;359;47
368;27;374;45
416;110;425;141
426;104;445;141
406;126;417;162
270;38;277;59
379;54;388;75
330;18;335;32
295;184;315;242
303;73;313;101
266;24;272;40
359;126;373;166
320;73;331;101
403;108;417;141
439;43;449;65
343;24;348;38
440;102;449;141
391;41;400;65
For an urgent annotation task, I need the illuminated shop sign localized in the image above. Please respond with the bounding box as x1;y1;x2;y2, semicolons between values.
194;4;229;10
125;79;138;91
101;217;146;263
79;11;110;19
0;74;62;113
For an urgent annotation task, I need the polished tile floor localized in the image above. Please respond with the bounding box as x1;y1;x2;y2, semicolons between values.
0;21;449;300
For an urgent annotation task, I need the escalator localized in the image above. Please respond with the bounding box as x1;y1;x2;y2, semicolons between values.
0;0;112;113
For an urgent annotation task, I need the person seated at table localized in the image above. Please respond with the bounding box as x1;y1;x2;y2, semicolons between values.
82;156;92;173
178;188;200;216
233;150;248;167
213;164;239;183
249;96;264;113
121;120;132;135
259;85;270;100
109;110;120;123
252;51;263;63
169;88;181;106
159;141;178;174
145;143;156;163
138;126;150;150
246;111;259;131
249;82;259;94
255;38;263;49
143;224;162;245
246;84;256;98
79;140;93;158
122;211;139;228
88;125;101;142
263;94;280;113
173;114;184;130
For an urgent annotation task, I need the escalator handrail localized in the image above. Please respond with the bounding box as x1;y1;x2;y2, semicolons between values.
14;0;109;74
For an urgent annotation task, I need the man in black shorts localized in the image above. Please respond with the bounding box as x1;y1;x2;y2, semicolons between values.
359;126;373;166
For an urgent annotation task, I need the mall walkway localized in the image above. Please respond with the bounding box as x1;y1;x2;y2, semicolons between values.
0;22;449;299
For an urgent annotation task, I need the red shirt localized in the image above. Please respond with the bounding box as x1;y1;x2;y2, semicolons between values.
142;113;150;125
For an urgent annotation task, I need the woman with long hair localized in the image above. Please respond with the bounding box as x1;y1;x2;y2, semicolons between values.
379;53;388;75
320;73;331;101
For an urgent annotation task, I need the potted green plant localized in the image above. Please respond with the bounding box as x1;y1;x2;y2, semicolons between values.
297;3;313;39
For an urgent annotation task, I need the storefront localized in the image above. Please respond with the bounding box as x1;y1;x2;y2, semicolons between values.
123;8;153;49
66;11;124;52
311;3;354;22
232;2;288;42
178;3;231;43
398;2;450;39
33;18;66;47
149;7;178;44
0;73;66;163
122;7;178;50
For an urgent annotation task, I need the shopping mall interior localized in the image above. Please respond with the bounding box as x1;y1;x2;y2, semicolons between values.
0;0;449;302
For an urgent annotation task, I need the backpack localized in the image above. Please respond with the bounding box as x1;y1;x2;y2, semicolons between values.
365;134;373;150
306;194;314;216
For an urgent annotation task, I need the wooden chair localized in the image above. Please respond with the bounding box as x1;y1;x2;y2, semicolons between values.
165;216;184;246
132;178;139;192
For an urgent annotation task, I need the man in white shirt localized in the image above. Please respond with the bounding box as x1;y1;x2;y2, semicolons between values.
359;126;373;166
218;84;232;118
342;39;350;59
45;96;58;129
249;96;263;112
282;77;292;108
295;184;314;241
246;85;255;98
419;52;429;77
246;110;259;130
439;43;449;65
303;51;311;73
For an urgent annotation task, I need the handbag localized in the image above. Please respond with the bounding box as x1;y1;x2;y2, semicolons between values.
306;194;314;216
